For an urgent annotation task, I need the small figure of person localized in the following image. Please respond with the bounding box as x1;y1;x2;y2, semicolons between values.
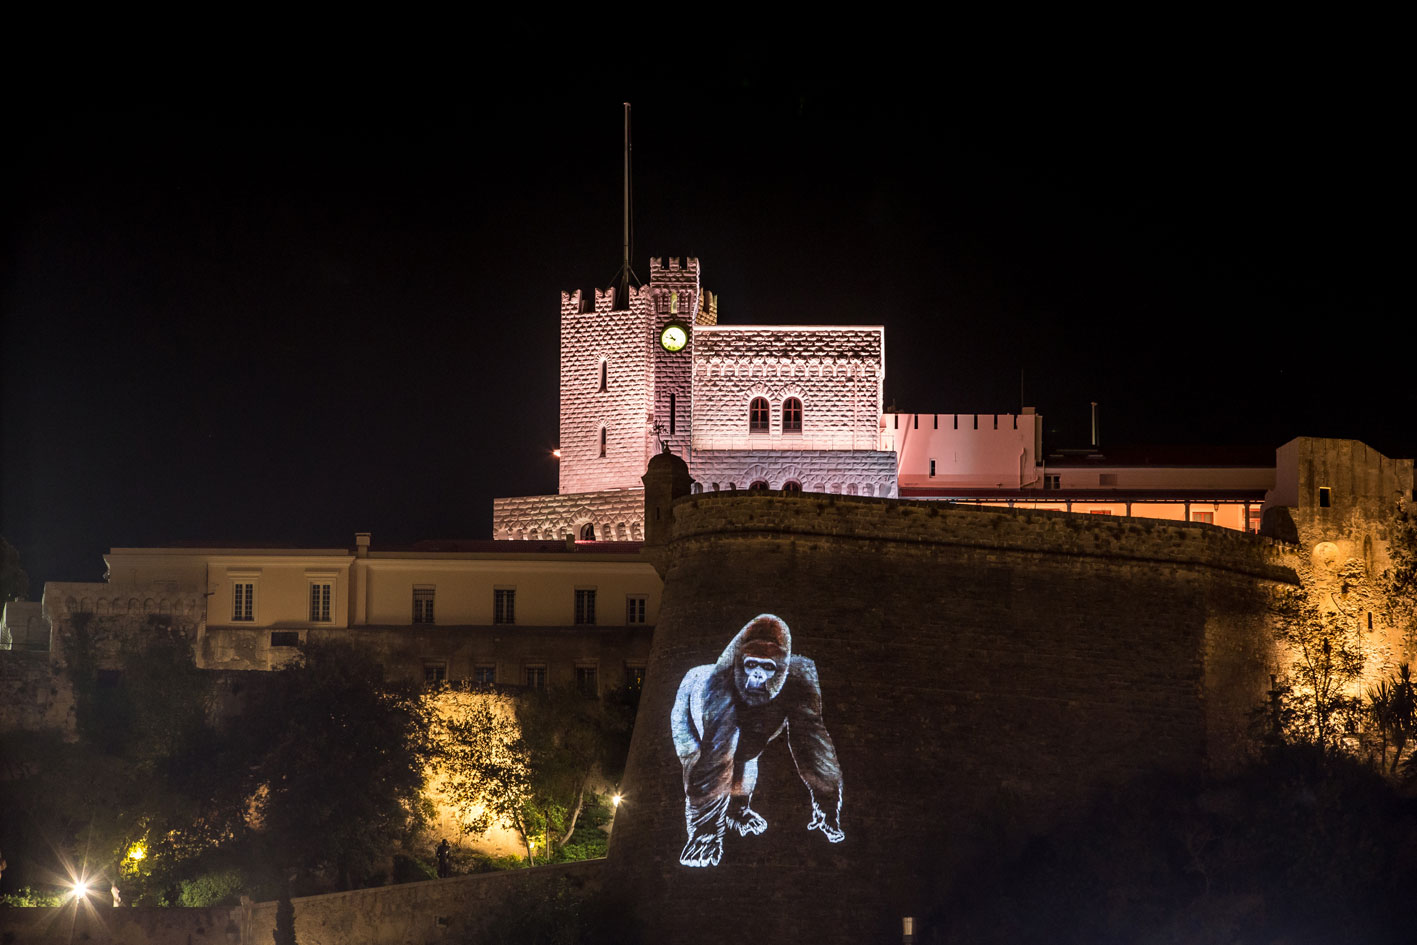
435;838;451;878
111;883;122;907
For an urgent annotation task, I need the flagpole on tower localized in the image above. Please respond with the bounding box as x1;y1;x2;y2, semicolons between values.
612;102;640;304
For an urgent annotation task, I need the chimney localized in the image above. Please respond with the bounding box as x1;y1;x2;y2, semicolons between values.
355;532;371;558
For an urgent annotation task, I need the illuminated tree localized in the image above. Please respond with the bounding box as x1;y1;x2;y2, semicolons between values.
1271;588;1365;757
430;692;536;863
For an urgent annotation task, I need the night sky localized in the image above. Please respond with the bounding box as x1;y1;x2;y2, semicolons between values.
3;39;1409;588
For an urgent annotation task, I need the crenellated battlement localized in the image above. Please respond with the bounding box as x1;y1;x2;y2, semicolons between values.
649;256;700;277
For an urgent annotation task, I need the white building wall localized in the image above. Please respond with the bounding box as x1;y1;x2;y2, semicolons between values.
1050;465;1276;491
891;411;1042;489
690;326;884;447
558;287;651;495
690;450;898;498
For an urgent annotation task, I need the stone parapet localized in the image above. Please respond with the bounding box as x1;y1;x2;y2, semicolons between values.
493;488;646;541
689;449;899;498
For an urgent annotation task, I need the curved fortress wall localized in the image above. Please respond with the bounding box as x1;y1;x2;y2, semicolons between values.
608;481;1295;944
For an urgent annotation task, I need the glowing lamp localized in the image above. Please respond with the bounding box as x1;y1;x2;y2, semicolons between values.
611;793;622;808
551;449;562;459
67;878;92;900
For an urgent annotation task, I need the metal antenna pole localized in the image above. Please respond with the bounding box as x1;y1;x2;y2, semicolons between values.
622;101;631;304
608;102;640;304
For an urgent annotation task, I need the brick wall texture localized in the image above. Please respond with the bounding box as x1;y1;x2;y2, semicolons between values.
605;492;1293;944
493;488;646;540
689;448;898;497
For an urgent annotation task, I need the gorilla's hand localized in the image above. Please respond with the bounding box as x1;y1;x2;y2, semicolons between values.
726;799;768;837
808;802;844;843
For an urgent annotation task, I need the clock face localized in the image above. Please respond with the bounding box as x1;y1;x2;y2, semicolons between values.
660;322;688;352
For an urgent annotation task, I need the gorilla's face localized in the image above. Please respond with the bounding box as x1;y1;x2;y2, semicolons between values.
736;657;782;702
740;656;779;704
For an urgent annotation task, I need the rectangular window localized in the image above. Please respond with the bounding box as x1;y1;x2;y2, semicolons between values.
1191;510;1215;524
625;664;645;689
1319;487;1332;508
494;588;516;625
576;665;598;697
423;661;447;685
1248;508;1263;533
525;665;547;691
1044;474;1061;490
1098;473;1118;486
233;583;255;622
626;595;647;625
413;586;435;624
669;392;677;435
473;664;496;686
270;630;300;647
929;459;936;478
575;589;596;626
309;583;332;623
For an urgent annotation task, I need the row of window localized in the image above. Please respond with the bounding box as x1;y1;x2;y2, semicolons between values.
232;583;648;627
749;396;802;434
691;480;880;496
417;660;647;695
234;580;333;623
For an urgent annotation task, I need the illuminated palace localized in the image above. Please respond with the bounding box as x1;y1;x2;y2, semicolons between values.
493;257;1276;543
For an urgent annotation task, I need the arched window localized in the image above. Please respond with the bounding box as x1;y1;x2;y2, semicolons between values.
599;427;606;457
749;479;768;492
580;523;596;540
783;480;802;495
749;397;770;433
598;360;607;392
692;482;702;494
782;397;802;434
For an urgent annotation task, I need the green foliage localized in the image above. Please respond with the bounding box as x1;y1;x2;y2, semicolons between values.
431;684;637;866
1269;588;1366;757
391;854;437;884
0;886;65;907
178;869;244;907
1384;501;1417;642
273;890;298;945
1367;663;1415;773
431;692;536;862
243;642;431;890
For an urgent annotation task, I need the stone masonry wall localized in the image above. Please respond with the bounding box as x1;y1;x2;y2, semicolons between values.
0;861;608;945
648;257;703;461
688;448;898;498
691;325;883;445
493;488;645;540
1268;437;1417;686
558;287;650;495
608;492;1292;944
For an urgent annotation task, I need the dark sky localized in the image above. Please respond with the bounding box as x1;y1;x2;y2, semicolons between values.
3;38;1410;588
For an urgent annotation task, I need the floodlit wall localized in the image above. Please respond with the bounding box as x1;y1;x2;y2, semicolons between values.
492;487;646;540
1265;437;1417;683
1049;464;1275;491
891;411;1042;488
690;325;884;446
609;490;1294;944
356;555;659;627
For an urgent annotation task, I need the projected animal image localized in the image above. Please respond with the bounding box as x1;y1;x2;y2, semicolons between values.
670;613;844;867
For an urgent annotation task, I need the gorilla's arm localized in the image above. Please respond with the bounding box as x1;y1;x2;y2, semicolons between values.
683;665;741;809
784;656;845;841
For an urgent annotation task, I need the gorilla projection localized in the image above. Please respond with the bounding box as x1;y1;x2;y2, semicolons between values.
670;614;844;867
